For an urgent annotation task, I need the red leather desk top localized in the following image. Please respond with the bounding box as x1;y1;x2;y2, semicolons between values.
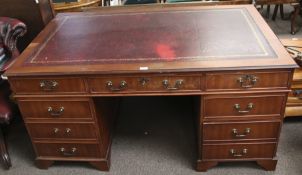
27;8;275;65
6;5;297;76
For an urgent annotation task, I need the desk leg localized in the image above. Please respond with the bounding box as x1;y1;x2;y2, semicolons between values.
256;159;278;171
196;160;218;172
89;160;110;171
35;159;54;169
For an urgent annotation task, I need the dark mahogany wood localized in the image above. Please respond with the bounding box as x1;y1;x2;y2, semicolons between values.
35;159;54;169
4;4;297;172
27;123;97;139
205;71;291;91
256;159;278;170
88;74;201;93
202;142;277;159
203;93;286;118
196;160;218;172
17;98;93;119
203;121;280;141
10;77;86;94
89;160;110;171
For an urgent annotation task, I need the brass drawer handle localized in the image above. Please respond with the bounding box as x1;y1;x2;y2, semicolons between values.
40;80;58;91
232;128;251;138
237;75;258;88
53;128;59;134
66;128;71;134
53;128;71;134
47;107;64;116
293;89;302;99
162;79;184;90
60;147;77;156
230;148;247;157
234;103;253;113
106;80;127;91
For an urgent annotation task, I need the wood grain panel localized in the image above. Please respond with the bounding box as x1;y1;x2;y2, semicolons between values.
88;75;201;93
204;94;285;118
205;71;290;91
18;99;92;119
203;121;280;141
35;142;101;158
27;123;97;139
202;142;276;160
10;77;86;94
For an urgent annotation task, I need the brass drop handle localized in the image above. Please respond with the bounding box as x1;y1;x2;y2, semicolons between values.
234;103;254;113
53;128;59;134
237;75;258;88
106;80;127;91
162;79;184;90
232;128;251;137
60;147;77;156
230;148;248;157
40;80;58;91
65;128;71;134
47;107;64;116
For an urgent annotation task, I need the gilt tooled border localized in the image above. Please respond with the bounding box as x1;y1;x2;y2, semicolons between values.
27;8;273;65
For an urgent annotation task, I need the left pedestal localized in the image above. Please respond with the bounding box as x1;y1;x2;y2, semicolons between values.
12;81;118;171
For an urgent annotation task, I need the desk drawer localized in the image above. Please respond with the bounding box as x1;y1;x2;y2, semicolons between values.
203;121;280;141
88;75;201;93
205;71;290;91
18;99;92;119
202;142;276;160
27;123;97;139
10;77;86;94
204;94;285;118
35;142;101;158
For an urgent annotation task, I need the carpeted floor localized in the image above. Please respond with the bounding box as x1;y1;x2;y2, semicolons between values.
1;4;302;175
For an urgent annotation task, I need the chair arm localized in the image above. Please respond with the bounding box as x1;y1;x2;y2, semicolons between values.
0;17;27;71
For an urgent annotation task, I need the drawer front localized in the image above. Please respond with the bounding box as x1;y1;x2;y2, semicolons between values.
18;99;92;119
202;143;276;160
88;77;137;93
203;121;280;141
204;95;285;118
205;71;290;91
27;123;97;139
35;142;101;158
88;75;201;93
10;77;86;94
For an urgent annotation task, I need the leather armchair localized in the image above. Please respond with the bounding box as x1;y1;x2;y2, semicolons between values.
0;17;26;169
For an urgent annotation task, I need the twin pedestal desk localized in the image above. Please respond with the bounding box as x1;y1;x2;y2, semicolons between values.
5;4;297;172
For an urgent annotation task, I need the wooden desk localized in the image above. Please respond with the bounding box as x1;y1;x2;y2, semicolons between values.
5;4;297;172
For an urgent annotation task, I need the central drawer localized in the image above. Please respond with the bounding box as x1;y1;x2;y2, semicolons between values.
204;94;285;118
35;142;101;158
27;123;97;139
18;99;93;119
203;121;280;141
88;75;201;93
202;142;276;160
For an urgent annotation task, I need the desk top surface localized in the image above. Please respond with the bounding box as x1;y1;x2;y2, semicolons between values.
6;4;297;76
